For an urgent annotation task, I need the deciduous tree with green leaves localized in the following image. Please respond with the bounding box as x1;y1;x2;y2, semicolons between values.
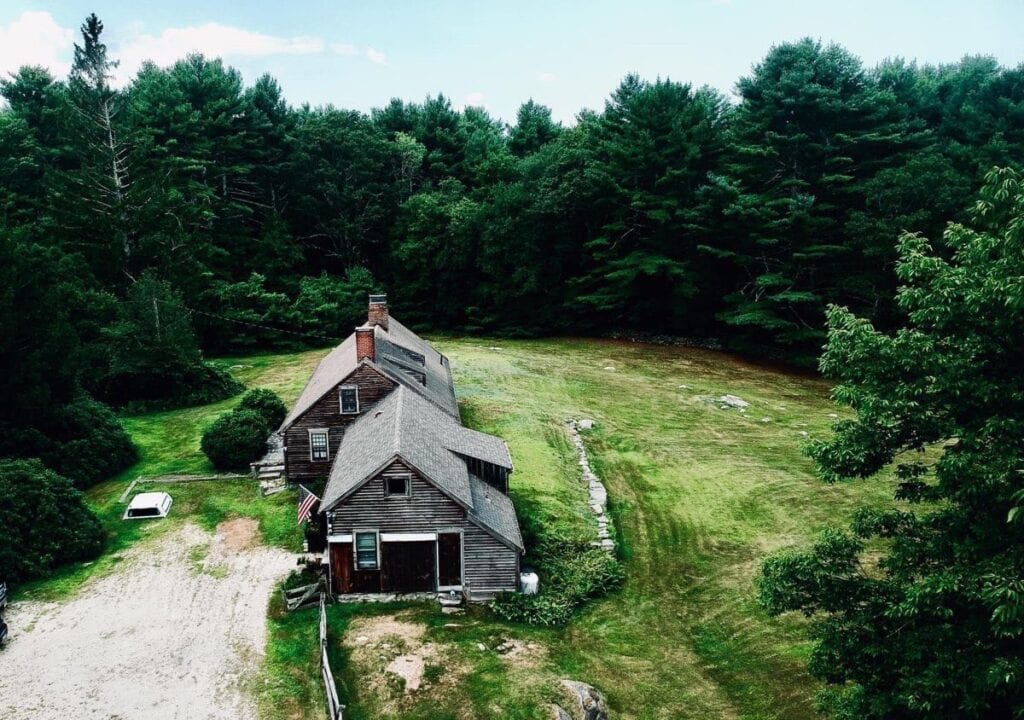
758;167;1024;719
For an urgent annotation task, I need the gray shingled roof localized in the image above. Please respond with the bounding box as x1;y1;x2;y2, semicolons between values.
375;319;459;417
448;427;513;469
279;315;459;431
279;333;359;430
321;385;521;550
468;474;523;549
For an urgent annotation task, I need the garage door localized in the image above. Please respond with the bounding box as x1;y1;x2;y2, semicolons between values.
381;541;435;592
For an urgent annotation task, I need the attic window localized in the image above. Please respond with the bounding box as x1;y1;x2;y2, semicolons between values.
384;475;411;497
339;385;359;414
309;430;329;461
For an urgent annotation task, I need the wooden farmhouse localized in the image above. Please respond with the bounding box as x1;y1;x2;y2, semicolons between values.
268;295;523;600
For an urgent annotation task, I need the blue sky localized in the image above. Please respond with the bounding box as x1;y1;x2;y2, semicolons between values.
2;1;1022;124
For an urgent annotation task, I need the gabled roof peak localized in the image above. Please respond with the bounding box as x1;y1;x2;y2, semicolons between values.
320;385;521;549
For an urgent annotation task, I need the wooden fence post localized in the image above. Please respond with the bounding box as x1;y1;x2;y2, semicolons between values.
319;592;344;719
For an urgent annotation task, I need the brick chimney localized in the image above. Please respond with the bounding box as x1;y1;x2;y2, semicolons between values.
368;294;389;331
355;325;375;362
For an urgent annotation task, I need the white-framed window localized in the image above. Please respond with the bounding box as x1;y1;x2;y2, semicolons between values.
355;530;379;570
309;429;329;462
339;385;359;414
384;474;411;497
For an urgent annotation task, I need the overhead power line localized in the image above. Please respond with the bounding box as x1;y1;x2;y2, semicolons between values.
124;296;341;344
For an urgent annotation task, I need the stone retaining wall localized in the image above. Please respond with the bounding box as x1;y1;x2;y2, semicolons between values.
567;419;614;553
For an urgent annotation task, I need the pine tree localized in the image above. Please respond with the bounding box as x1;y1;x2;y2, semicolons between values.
575;76;728;334
65;13;133;271
509;100;562;157
717;39;918;360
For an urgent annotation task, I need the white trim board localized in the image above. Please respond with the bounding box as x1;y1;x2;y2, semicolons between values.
381;531;437;542
329;531;439;543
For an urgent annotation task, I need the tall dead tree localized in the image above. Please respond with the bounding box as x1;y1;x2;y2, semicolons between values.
67;14;133;269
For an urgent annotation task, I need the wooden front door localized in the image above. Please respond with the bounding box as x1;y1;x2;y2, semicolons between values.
381;541;435;592
437;532;462;587
329;542;352;594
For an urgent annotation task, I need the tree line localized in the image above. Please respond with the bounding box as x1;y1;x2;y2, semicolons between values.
1;14;1022;483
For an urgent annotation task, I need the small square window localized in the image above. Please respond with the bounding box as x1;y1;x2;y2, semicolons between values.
339;386;359;414
310;430;329;461
385;475;410;497
355;531;378;569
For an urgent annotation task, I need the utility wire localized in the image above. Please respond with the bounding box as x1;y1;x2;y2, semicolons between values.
183;305;339;344
124;296;341;344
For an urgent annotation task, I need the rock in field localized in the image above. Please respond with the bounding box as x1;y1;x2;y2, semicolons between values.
717;394;750;409
550;704;573;720
578;418;594;430
559;679;610;720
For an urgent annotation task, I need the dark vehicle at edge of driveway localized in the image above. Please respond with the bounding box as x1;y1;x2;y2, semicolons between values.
0;581;8;646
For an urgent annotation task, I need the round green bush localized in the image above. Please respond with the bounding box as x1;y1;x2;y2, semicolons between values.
238;388;287;430
0;459;105;584
200;409;270;471
0;396;138;490
44;395;138;488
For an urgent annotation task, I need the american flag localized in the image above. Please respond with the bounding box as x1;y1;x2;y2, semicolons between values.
297;485;320;525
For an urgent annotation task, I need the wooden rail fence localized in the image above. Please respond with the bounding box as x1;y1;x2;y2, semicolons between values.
319;592;344;720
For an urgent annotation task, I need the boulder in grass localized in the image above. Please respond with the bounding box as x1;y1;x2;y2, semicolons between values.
559;679;610;720
718;394;750;409
550;705;573;720
578;418;594;431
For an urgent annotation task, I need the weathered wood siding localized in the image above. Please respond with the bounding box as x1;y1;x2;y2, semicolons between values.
463;525;519;598
284;364;395;482
327;458;519;599
328;460;465;532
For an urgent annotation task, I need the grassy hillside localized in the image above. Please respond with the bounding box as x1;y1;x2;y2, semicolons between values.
17;337;896;719
441;338;894;720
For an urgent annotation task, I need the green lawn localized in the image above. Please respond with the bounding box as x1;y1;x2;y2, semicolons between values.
439;338;894;720
17;338;896;719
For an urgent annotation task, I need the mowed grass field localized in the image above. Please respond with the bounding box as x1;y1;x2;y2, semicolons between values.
440;338;894;720
17;337;895;719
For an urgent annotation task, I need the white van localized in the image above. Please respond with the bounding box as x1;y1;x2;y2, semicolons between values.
123;492;173;520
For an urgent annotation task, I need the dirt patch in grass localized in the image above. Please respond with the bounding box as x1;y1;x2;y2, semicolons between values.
217;516;261;552
342;613;472;716
494;637;548;670
345;614;426;649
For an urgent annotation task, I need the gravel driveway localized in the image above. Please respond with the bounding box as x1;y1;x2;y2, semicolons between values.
0;520;295;720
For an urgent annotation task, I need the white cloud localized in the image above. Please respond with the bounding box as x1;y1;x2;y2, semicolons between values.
464;91;485;106
538;71;557;83
0;11;74;78
113;22;324;82
331;42;358;56
365;46;386;65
